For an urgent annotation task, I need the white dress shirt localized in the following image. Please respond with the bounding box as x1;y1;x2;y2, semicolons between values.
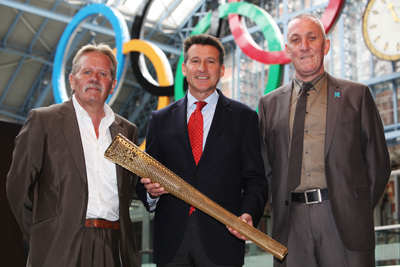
147;90;219;210
72;95;119;221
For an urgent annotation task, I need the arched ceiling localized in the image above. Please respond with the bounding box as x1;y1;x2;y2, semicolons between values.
0;0;212;139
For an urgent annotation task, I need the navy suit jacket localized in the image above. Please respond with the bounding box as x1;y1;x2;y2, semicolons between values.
258;74;390;255
136;89;268;265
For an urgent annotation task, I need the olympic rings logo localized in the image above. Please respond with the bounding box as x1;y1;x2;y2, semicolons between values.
52;0;345;110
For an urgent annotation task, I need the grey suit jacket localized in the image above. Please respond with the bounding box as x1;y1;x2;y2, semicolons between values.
258;73;390;252
7;99;139;267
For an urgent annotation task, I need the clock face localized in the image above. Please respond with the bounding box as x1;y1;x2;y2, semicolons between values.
362;0;400;61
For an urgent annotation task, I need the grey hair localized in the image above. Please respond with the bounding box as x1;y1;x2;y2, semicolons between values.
288;13;326;40
70;42;118;80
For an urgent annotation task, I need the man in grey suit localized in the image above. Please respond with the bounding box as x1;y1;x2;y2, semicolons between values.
258;13;390;266
7;43;139;267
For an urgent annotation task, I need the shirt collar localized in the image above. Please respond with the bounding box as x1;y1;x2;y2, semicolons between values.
187;89;219;112
72;94;115;127
293;72;327;95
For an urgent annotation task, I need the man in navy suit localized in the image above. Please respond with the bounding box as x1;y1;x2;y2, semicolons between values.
136;34;268;267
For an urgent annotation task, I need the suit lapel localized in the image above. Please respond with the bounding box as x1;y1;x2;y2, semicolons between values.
110;116;126;190
325;74;341;158
202;90;232;160
172;96;194;161
59;99;88;186
279;83;293;155
110;116;124;140
172;90;232;165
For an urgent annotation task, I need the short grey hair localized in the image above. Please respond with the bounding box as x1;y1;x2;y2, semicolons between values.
288;13;326;41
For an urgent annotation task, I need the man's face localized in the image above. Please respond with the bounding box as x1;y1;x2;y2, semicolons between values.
182;44;225;100
285;17;330;81
69;51;116;108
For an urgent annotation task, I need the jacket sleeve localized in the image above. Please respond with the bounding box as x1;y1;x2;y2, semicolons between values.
239;110;269;227
135;110;158;211
258;97;273;202
360;85;391;208
7;110;45;242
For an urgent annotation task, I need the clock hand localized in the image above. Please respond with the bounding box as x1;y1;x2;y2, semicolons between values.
388;2;400;22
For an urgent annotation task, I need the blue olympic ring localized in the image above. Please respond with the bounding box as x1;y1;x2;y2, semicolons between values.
52;4;130;104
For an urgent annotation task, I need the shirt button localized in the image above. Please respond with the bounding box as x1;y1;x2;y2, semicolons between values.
307;173;311;177
305;130;308;133
305;151;309;154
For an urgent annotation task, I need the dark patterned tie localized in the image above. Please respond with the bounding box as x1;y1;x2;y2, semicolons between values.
287;82;313;191
188;101;207;215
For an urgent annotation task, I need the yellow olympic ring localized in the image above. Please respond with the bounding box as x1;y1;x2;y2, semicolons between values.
117;39;174;149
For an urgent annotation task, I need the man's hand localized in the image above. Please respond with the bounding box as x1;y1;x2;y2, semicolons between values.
226;213;253;240
140;178;169;198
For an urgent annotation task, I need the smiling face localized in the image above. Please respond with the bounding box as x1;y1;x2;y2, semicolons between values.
69;51;117;109
285;16;330;81
182;44;225;100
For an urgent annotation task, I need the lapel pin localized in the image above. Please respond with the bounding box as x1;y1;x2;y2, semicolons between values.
334;92;340;98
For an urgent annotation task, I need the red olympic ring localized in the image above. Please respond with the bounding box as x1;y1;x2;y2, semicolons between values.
227;0;345;65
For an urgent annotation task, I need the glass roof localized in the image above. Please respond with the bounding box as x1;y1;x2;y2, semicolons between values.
115;0;203;29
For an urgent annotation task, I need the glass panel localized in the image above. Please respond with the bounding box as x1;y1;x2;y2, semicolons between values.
375;225;400;266
141;250;155;266
375;83;394;126
244;242;273;266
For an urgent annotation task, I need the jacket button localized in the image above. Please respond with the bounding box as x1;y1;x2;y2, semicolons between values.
193;175;199;180
285;200;289;206
84;189;88;196
79;222;84;229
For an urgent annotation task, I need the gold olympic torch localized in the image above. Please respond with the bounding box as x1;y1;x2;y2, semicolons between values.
104;133;288;260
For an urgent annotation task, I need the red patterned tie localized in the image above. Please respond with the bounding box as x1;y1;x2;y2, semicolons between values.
188;101;207;165
188;101;207;215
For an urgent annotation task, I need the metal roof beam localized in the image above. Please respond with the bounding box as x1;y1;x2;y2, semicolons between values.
19;63;53;114
0;109;27;122
0;47;53;66
128;92;151;122
146;0;181;40
0;0;116;36
118;85;143;116
362;72;400;87
1;0;183;55
160;0;208;50
28;1;61;53
2;0;32;47
0;56;27;105
0;58;35;70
